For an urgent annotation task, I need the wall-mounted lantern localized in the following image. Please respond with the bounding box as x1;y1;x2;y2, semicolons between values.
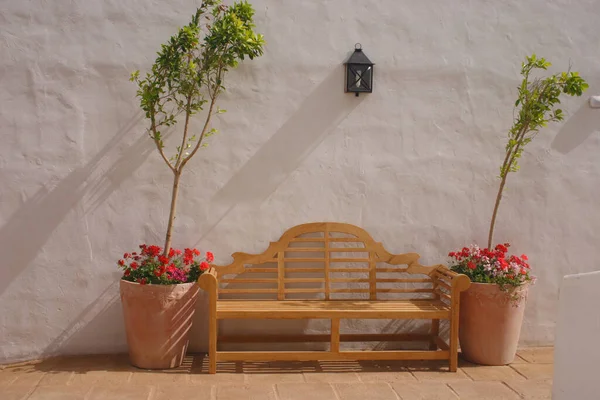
344;43;374;96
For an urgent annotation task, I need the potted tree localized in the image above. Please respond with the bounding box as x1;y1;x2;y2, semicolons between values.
449;54;588;365
117;0;264;369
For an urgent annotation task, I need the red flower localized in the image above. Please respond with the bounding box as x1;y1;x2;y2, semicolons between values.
123;253;131;259
168;248;176;258
499;258;508;271
183;248;194;265
205;251;214;263
118;259;125;266
200;261;210;271
140;278;147;285
147;245;161;257
154;265;166;277
467;261;476;270
158;255;170;265
520;269;527;275
124;269;131;277
521;254;528;261
193;249;201;256
130;262;138;270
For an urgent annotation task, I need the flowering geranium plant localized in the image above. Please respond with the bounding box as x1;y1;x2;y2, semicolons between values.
448;243;535;289
118;244;214;285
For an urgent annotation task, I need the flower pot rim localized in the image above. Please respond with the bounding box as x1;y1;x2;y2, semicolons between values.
120;279;196;289
468;281;530;288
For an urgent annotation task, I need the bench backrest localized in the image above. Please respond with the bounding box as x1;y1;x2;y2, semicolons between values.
213;222;440;301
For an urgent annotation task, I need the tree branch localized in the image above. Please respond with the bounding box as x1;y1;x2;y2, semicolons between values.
150;112;176;173
179;59;225;170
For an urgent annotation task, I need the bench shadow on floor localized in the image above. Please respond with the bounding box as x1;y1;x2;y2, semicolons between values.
189;354;454;374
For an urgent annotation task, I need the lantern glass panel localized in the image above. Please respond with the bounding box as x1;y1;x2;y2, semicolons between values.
347;64;372;92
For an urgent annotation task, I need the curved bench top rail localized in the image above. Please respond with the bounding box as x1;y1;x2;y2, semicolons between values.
212;222;435;274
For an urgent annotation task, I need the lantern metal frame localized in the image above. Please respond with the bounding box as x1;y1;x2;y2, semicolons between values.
344;43;374;96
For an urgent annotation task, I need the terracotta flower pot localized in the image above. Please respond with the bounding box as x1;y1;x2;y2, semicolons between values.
120;280;199;369
459;282;528;365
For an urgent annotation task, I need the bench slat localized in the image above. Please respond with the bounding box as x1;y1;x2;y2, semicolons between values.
220;278;277;284
284;288;324;293
375;268;409;273
284;248;326;252
220;288;278;294
217;333;433;343
289;237;326;242
331;288;369;293
328;268;369;273
284;248;371;253
216;350;450;362
216;300;451;319
377;288;434;293
284;278;326;283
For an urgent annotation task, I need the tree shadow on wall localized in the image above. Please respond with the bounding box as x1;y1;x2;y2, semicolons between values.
42;282;126;358
551;97;600;154
0;113;158;295
194;66;365;244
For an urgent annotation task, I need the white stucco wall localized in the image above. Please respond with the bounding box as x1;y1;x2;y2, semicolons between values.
553;271;600;400
1;0;599;363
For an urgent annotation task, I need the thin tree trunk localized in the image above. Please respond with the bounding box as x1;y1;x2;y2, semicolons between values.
163;171;181;256
487;134;525;249
487;172;508;250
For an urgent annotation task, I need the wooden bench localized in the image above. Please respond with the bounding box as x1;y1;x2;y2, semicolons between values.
198;222;470;374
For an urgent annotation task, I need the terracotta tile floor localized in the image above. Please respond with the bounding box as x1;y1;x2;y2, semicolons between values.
0;347;554;399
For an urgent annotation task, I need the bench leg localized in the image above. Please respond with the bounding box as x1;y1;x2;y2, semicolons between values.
208;316;217;374
429;319;440;350
449;314;459;372
330;318;340;353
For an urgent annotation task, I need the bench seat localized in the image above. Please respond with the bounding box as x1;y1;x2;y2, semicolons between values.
217;300;451;319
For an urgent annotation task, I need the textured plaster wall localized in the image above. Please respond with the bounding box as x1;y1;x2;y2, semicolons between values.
1;0;599;363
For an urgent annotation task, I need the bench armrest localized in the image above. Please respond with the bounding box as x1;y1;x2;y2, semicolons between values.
431;265;471;294
198;267;218;294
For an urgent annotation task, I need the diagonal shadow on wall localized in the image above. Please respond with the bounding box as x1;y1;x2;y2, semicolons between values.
42;282;125;358
551;88;600;154
0;114;151;295
551;104;600;153
195;66;364;244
